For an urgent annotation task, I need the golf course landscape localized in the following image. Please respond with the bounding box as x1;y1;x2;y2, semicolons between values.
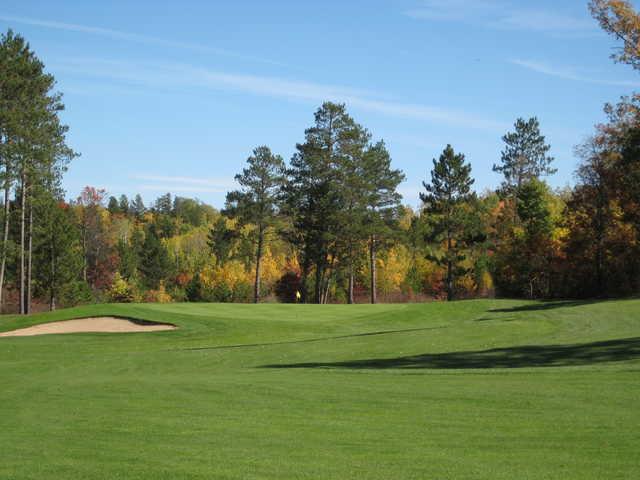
1;299;638;479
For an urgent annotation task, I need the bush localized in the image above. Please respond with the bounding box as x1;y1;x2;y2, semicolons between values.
144;282;173;303
211;282;233;302
186;273;206;302
59;280;94;307
232;281;253;303
275;272;301;303
108;273;136;303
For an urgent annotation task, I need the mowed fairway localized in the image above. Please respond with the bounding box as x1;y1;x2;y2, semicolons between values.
0;299;639;479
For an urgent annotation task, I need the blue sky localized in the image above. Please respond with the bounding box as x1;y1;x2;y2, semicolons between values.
1;0;638;208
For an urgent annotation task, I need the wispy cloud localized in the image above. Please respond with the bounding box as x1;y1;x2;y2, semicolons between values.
139;185;228;193
510;59;640;88
0;14;284;66
54;58;507;131
495;10;594;33
406;0;501;21
133;175;237;194
405;1;595;34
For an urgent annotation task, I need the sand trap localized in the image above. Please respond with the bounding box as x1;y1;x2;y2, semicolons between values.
0;317;176;337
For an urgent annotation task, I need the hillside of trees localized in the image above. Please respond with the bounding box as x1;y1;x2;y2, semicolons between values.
1;0;640;312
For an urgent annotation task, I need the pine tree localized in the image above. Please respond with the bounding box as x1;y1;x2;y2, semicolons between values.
361;141;404;304
116;238;137;281
34;196;81;311
0;30;76;313
107;196;120;214
283;102;363;303
131;194;145;219
421;145;479;301
224;146;285;303
207;216;237;266
154;193;172;215
493;117;555;196
331;121;371;304
139;224;171;289
118;194;130;215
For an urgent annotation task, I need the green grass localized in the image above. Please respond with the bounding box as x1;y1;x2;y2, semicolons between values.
0;299;638;479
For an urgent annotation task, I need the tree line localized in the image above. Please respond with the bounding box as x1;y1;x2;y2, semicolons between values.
1;0;639;312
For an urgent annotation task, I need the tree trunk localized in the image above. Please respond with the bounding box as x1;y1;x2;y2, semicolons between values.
26;200;33;314
253;227;264;304
321;254;335;304
19;172;26;315
81;214;87;282
50;235;56;311
300;257;310;304
370;235;377;304
314;261;323;304
446;233;453;302
348;265;355;304
0;172;11;312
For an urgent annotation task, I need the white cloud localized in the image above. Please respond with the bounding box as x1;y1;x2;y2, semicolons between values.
133;175;237;189
495;10;594;33
405;0;501;21
138;184;228;193
405;1;595;34
510;59;640;88
132;175;237;194
0;14;284;66
54;58;506;131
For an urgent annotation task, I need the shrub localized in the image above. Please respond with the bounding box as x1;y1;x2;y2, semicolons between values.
275;272;301;303
186;273;206;302
144;282;173;303
108;273;136;303
59;280;94;307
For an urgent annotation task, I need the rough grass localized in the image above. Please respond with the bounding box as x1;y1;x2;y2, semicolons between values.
0;299;638;479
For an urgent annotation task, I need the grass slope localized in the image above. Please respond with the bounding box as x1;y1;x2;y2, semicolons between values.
0;299;638;479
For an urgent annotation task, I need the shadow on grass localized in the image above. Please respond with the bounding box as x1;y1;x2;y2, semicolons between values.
261;337;640;370
181;325;447;351
489;300;600;313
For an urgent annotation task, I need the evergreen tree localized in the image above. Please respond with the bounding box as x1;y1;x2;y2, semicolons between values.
493;117;555;195
116;237;137;281
118;194;130;215
207;216;237;266
361;141;404;304
492;180;556;299
283;102;363;303
107;196;120;214
332;121;371;304
0;30;77;313
224;146;285;303
154;193;172;215
34;197;81;310
131;194;145;219
185;272;205;302
139;225;170;289
421;145;479;301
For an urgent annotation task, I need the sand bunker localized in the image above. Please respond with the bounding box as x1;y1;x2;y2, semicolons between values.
0;317;176;337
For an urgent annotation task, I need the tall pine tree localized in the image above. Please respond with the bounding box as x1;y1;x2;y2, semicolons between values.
493;117;555;195
421;145;478;301
284;102;363;303
224;146;285;303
